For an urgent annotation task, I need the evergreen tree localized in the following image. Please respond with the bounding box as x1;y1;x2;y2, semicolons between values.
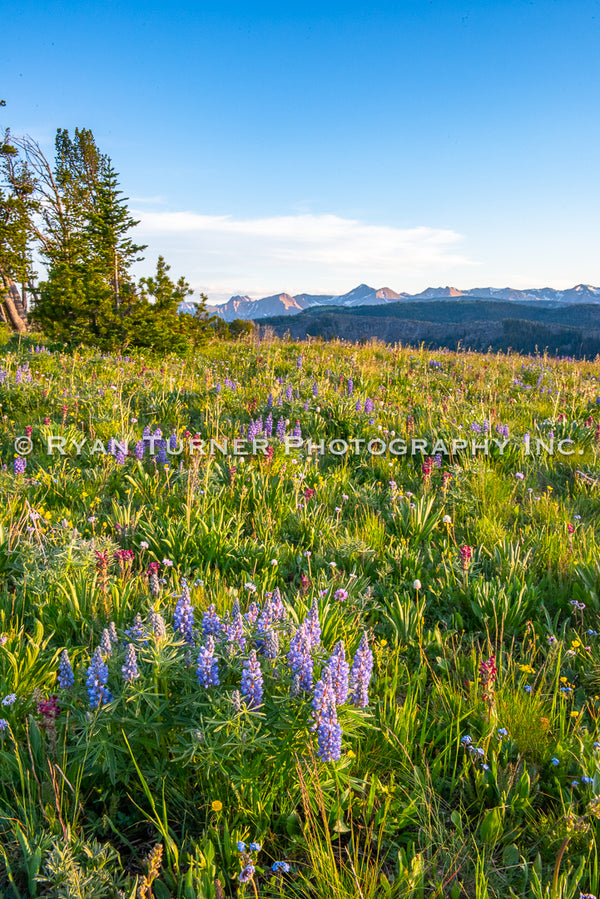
0;129;35;330
1;122;214;349
128;256;212;352
31;128;146;339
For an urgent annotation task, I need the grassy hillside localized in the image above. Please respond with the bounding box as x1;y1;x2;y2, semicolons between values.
259;301;600;357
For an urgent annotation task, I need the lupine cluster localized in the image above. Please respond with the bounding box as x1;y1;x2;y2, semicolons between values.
240;649;263;707
86;647;113;709
173;581;195;645
57;649;74;689
311;668;342;761
197;636;220;687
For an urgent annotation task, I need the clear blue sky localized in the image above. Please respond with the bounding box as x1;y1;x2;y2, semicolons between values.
3;0;600;302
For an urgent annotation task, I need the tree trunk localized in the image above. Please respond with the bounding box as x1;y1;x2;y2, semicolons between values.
0;274;28;332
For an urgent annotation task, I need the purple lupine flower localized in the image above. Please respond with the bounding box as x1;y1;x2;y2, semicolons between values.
312;668;342;761
14;457;26;475
107;437;116;455
297;355;303;369
276;417;286;441
265;412;273;437
173;581;195;645
267;393;273;408
122;644;140;683
135;440;145;459
226;598;245;651
116;446;126;465
277;393;283;407
262;628;279;660
148;607;167;639
327;641;349;704
241;649;263;707
288;620;313;691
293;420;302;439
271;586;285;620
202;603;222;639
312;382;318;397
86;647;112;709
364;397;373;413
197;636;220;687
303;399;310;411
108;621;118;644
286;385;293;401
347;378;354;396
311;667;333;730
245;601;260;625
355;400;362;412
307;599;321;649
256;596;274;634
57;649;74;689
125;613;147;642
100;628;113;656
169;429;178;451
349;633;373;708
156;439;167;466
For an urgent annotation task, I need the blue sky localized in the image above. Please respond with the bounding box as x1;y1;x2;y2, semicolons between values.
3;0;600;303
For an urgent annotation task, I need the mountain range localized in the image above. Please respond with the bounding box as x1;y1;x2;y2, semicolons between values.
179;283;600;321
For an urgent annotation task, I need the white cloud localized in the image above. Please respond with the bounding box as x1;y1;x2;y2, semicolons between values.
132;210;478;304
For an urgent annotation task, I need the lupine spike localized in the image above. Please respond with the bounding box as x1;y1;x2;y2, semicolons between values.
349;632;373;708
57;649;74;689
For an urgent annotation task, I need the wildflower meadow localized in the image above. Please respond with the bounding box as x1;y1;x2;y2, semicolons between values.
0;334;600;898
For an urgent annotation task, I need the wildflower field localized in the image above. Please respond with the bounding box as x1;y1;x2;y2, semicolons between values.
1;335;600;899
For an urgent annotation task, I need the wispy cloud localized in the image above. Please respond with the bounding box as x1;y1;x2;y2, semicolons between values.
132;210;478;303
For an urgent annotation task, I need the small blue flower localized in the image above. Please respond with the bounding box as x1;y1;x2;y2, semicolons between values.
497;728;508;737
460;735;472;745
272;861;290;873
524;685;532;693
0;718;8;733
482;764;490;771
581;776;594;784
551;757;560;766
236;841;246;853
249;842;261;852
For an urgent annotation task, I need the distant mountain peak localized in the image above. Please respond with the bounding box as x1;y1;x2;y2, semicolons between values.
184;283;600;321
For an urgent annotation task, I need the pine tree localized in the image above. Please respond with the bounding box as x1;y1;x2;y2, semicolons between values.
0;129;35;330
128;256;211;352
2;123;212;349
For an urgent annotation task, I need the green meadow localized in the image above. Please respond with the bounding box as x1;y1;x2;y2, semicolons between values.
0;335;599;899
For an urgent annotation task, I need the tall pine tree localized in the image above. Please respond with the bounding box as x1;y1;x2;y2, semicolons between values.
32;128;146;340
